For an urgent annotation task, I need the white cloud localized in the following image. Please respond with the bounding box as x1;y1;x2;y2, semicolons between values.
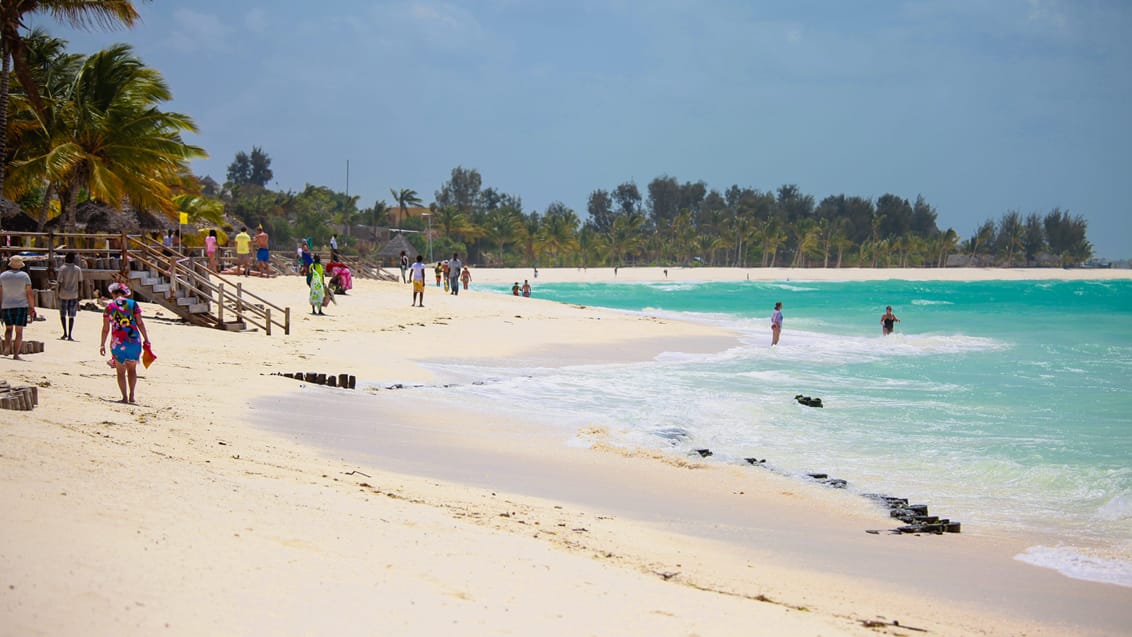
168;8;233;54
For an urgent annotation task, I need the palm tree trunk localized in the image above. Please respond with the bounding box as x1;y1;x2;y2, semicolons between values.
0;41;10;195
35;183;56;231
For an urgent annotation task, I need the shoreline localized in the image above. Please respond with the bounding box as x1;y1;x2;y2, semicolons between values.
253;383;1131;635
3;272;1130;635
465;265;1132;285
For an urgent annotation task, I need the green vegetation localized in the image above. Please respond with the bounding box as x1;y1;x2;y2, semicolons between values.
1;4;1094;267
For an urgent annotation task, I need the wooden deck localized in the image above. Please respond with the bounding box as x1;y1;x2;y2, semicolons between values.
3;231;290;335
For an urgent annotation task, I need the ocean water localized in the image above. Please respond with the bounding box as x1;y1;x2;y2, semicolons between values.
420;278;1132;588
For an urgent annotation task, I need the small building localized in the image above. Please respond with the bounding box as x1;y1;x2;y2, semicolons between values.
376;234;419;267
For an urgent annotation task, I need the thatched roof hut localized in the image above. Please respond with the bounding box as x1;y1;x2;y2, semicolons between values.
0;197;38;231
43;201;176;234
376;234;419;265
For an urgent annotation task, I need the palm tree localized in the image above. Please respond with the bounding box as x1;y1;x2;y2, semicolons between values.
936;228;959;267
482;205;523;266
538;205;579;266
1;0;141;194
9;43;205;230
2;28;81;228
761;219;786;267
607;210;645;267
389;187;422;228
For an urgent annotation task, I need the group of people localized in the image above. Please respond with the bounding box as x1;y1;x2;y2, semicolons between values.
2;254;151;404
766;302;901;346
232;226;272;277
404;252;472;307
511;280;532;297
433;255;471;294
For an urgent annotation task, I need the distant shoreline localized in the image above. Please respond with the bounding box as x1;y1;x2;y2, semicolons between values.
467;265;1132;285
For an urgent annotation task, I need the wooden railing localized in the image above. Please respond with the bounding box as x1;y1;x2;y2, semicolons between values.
123;236;290;335
1;230;290;336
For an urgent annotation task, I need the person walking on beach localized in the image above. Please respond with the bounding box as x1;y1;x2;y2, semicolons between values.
512;282;520;296
399;251;409;283
410;255;427;307
460;266;471;290
253;226;270;277
521;280;532;297
449;253;463;295
301;242;313;281
308;255;326;315
100;283;151;403
234;226;252;276
57;252;83;341
205;229;219;272
881;306;900;335
435;261;443;288
770;301;783;346
1;256;36;360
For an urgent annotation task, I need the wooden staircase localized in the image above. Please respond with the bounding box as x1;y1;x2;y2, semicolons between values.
123;237;291;335
127;266;237;329
1;230;290;335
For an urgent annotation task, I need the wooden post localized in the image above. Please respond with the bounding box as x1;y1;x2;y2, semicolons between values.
284;307;290;335
119;231;129;277
236;282;244;322
265;307;271;336
47;231;56;279
218;284;225;323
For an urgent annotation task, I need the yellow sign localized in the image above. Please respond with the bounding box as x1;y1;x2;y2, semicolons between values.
179;212;189;225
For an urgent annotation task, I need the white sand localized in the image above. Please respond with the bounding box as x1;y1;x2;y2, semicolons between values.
2;266;1129;636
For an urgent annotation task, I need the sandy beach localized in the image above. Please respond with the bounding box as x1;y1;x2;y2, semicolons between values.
2;266;1130;636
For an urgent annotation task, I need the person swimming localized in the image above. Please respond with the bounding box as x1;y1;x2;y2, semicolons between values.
881;306;900;335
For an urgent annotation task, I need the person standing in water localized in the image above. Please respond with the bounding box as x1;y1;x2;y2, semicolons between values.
881;306;900;335
770;301;783;346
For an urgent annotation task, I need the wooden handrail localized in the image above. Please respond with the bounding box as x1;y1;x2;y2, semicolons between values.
123;235;290;335
2;231;290;336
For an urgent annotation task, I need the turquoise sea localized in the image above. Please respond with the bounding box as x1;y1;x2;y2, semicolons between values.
424;278;1132;587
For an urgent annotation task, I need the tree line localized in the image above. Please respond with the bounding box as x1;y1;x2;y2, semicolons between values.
0;5;1094;267
215;156;1092;268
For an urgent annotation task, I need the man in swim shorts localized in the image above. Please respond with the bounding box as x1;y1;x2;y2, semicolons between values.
100;283;151;403
254;225;270;276
1;255;36;359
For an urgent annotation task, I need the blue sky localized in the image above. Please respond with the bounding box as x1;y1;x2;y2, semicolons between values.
35;0;1132;257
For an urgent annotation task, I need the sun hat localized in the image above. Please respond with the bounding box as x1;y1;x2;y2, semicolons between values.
7;255;25;269
108;282;131;296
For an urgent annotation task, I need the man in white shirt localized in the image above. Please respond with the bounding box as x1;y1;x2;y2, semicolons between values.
410;255;427;307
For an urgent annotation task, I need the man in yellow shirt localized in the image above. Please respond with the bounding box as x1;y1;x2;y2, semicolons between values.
234;226;252;276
